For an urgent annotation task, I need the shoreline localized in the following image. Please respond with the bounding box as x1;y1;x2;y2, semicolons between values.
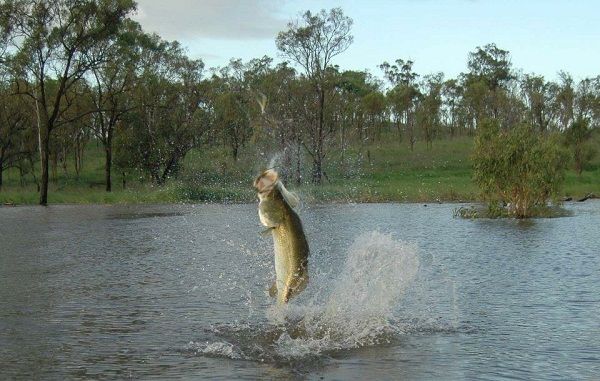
1;192;597;207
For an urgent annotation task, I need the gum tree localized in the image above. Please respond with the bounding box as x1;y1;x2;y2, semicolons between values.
276;8;353;184
2;0;135;204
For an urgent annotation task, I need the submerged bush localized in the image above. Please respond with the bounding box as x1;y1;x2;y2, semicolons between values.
472;120;569;218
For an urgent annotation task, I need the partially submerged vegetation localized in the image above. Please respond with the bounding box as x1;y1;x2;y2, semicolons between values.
472;121;569;218
453;204;573;219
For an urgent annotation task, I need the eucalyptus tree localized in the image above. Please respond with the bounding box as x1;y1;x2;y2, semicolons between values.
563;77;600;174
213;91;251;162
244;59;308;181
212;58;255;162
119;34;205;184
89;19;142;191
381;59;420;150
565;117;594;175
464;43;514;125
360;90;387;142
335;70;375;148
2;0;135;204
520;74;557;133
276;7;353;184
441;79;462;137
458;74;488;133
417;73;444;148
553;71;575;131
0;87;31;189
575;76;600;124
53;80;94;178
466;43;513;92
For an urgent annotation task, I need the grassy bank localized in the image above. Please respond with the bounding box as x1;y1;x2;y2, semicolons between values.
1;135;599;205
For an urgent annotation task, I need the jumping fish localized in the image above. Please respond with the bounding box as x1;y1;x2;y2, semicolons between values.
254;169;309;304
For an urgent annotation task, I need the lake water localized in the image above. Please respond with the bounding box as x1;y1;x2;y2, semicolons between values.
1;201;599;380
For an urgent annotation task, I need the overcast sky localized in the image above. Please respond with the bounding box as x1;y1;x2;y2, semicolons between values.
133;0;600;81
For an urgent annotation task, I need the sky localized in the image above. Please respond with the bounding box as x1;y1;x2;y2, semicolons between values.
133;0;600;81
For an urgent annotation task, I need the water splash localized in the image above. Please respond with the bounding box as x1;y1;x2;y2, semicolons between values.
269;231;420;358
189;231;432;362
186;341;244;360
267;152;283;171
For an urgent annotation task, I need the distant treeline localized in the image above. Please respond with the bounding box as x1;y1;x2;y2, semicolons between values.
0;3;598;204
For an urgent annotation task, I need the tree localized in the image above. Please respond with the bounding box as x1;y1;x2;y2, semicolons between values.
0;88;31;189
441;79;462;137
214;91;251;162
554;71;575;131
246;60;306;182
3;0;135;204
54;81;93;178
361;90;387;142
276;7;353;184
466;43;513;92
473;120;568;218
334;70;379;156
211;59;254;162
464;43;514;124
520;74;557;133
381;59;420;150
417;73;444;148
565;118;595;175
89;19;141;191
120;35;205;184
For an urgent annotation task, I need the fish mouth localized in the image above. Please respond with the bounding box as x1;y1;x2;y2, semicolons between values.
254;168;279;193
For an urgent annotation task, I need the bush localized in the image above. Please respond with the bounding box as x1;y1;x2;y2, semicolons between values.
472;120;568;218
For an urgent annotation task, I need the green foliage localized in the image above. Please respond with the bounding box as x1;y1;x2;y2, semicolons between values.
466;43;514;91
2;2;600;207
565;117;596;175
473;120;569;218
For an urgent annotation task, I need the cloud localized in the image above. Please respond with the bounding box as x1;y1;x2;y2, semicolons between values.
133;0;288;41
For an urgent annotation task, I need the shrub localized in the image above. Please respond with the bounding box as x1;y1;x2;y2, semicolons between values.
472;120;568;218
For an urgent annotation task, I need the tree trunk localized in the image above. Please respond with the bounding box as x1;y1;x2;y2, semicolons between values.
232;146;238;162
105;144;112;192
313;88;325;185
0;163;3;190
74;135;83;179
575;146;582;176
312;156;322;185
295;139;302;186
19;165;25;187
161;151;182;184
40;126;50;205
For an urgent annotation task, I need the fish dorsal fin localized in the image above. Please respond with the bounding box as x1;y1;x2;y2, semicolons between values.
277;181;300;209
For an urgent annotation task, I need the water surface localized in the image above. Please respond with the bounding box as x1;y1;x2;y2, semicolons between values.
1;201;599;380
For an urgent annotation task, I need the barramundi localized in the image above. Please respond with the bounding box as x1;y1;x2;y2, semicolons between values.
254;169;309;304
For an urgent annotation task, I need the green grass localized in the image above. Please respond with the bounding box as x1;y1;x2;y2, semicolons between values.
1;133;599;205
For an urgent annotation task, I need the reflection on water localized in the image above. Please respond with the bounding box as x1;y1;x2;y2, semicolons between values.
1;202;599;380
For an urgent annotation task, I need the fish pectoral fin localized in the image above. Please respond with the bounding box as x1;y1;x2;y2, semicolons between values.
260;227;275;237
268;281;277;297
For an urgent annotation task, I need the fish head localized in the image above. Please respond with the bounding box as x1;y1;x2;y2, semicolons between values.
254;169;279;199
